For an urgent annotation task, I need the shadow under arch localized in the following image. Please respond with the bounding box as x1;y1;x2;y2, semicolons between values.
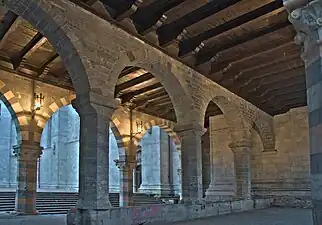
109;49;194;124
204;95;250;141
4;0;90;96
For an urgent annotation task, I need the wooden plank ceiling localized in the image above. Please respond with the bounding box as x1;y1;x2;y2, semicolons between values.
0;0;306;126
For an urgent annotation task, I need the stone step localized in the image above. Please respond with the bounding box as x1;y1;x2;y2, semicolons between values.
0;192;120;214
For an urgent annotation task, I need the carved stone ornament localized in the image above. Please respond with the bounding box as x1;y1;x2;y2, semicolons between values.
287;0;322;55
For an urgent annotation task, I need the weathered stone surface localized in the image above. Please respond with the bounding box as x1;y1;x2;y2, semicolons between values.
67;199;272;225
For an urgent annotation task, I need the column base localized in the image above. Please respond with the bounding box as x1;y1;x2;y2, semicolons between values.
10;210;39;215
205;182;235;201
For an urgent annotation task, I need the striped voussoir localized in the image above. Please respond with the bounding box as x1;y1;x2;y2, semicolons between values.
306;57;322;224
0;79;27;141
110;115;127;157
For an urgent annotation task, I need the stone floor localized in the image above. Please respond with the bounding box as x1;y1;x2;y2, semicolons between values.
0;208;312;225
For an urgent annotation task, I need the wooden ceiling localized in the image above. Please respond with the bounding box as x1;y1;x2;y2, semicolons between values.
0;0;306;126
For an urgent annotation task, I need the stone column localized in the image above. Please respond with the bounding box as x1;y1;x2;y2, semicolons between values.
229;141;252;199
174;123;205;201
72;94;116;216
13;142;42;214
115;156;135;207
285;1;322;223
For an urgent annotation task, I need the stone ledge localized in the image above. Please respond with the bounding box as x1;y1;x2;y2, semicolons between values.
67;199;272;225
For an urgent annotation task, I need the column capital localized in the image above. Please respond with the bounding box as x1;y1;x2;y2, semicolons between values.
114;159;136;170
72;91;117;118
286;0;322;60
13;142;42;160
228;140;252;153
174;123;207;136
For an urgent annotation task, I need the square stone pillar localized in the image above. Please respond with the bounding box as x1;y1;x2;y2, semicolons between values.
174;123;205;201
13;142;42;215
229;141;252;199
286;1;322;223
72;93;116;223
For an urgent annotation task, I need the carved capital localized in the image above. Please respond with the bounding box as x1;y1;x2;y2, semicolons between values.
286;0;322;58
13;143;42;160
228;140;252;153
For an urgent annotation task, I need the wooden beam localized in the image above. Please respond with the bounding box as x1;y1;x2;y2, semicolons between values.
114;0;143;21
179;0;284;57
260;88;306;104
222;52;301;86
195;19;291;65
217;44;300;82
118;66;142;79
11;32;44;70
157;0;242;47
0;11;18;41
115;72;154;95
131;0;186;35
245;68;304;92
133;90;169;108
235;58;304;88
209;38;295;76
119;83;163;103
265;94;307;111
248;76;305;98
101;0;137;19
37;53;59;77
271;101;307;115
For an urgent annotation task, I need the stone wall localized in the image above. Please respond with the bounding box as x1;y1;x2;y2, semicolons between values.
69;199;272;225
252;106;311;208
206;107;310;207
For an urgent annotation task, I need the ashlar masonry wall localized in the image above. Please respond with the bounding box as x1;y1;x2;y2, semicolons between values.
207;107;310;207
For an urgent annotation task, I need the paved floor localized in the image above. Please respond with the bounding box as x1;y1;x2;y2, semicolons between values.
0;208;312;225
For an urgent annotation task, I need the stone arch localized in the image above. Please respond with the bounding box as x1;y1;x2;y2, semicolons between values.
109;48;194;124
253;116;276;152
43;98;126;157
109;120;126;157
0;79;26;143
133;118;181;151
4;0;90;96
206;95;251;141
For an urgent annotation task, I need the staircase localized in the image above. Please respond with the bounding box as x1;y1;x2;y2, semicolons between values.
0;192;164;214
0;192;120;214
133;193;163;205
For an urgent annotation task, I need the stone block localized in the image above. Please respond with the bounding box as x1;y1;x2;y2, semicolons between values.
67;199;271;225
